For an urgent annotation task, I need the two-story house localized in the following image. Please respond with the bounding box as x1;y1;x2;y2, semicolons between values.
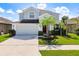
12;7;59;35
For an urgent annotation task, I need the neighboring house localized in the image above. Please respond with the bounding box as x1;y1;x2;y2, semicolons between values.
13;7;59;35
0;17;12;34
67;20;78;33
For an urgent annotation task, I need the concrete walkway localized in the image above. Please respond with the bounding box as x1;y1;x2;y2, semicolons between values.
39;45;79;50
0;35;40;56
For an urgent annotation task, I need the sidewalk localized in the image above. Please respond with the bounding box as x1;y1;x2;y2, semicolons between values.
39;45;79;50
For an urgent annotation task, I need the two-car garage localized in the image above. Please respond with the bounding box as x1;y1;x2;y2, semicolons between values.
12;23;38;35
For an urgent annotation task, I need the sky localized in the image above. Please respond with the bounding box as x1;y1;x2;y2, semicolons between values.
0;3;79;21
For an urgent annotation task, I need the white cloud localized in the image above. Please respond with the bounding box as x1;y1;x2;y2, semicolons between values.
0;7;5;13
37;3;47;9
6;9;15;14
52;6;70;16
51;6;70;20
16;9;22;13
69;14;78;18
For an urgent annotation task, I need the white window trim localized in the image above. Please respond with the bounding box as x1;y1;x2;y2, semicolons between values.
29;11;35;19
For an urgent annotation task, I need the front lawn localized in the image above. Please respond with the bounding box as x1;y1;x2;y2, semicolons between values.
39;33;79;45
0;34;10;42
55;36;79;44
40;50;79;56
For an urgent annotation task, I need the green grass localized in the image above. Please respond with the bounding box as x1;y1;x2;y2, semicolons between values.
39;39;47;45
55;36;79;44
0;34;10;42
40;50;79;56
39;33;79;45
68;33;79;39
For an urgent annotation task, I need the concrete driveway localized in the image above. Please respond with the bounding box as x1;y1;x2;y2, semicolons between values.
0;35;40;56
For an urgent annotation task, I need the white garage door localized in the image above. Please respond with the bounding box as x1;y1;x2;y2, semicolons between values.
13;23;38;35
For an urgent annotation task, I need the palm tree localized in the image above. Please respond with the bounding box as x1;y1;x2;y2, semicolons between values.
39;16;56;37
39;16;56;45
59;20;65;36
62;16;69;35
62;16;68;24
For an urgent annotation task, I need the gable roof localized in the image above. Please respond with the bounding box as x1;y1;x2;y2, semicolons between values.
39;13;52;19
21;7;59;15
67;20;77;24
0;17;12;24
38;8;59;15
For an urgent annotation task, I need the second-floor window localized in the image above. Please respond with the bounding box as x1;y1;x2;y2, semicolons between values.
29;12;34;18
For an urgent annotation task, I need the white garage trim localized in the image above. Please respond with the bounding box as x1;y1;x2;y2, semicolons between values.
12;23;38;35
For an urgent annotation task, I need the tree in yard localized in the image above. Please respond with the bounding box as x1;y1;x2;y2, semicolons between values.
61;16;69;35
62;16;69;24
59;20;65;36
39;15;56;45
39;16;56;37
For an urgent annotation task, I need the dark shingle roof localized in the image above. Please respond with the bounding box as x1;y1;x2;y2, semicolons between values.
0;17;12;24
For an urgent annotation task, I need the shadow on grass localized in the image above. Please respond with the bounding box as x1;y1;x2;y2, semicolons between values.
67;33;79;40
39;36;58;45
45;45;62;50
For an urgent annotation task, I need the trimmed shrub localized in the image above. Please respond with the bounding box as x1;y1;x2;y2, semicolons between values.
38;31;43;36
49;30;54;35
62;28;66;36
9;29;16;37
49;28;66;36
76;28;79;35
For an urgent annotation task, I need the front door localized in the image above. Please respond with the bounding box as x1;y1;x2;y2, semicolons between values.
42;25;47;34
